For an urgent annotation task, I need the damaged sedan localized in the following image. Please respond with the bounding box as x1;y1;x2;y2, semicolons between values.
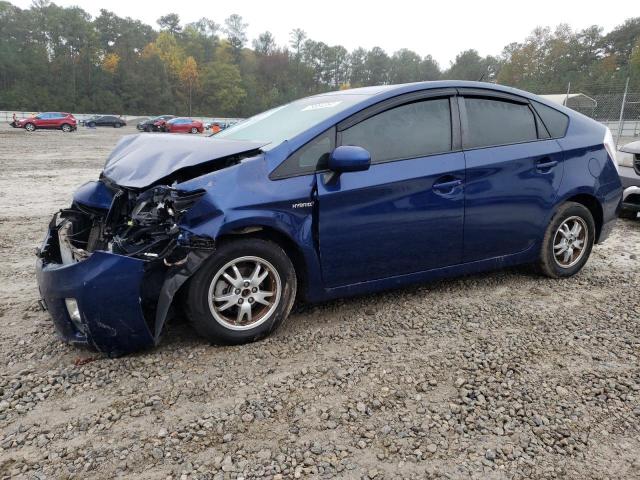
36;81;622;356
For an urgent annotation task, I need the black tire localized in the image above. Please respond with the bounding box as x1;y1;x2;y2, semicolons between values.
24;122;36;132
145;125;152;132
537;202;595;278
184;238;297;345
114;122;121;128
619;210;637;220
61;123;72;132
190;127;198;134
88;122;96;128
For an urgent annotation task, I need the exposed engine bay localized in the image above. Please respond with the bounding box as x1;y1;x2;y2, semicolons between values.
49;184;213;266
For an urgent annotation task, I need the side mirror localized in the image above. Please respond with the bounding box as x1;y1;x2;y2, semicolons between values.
329;146;371;173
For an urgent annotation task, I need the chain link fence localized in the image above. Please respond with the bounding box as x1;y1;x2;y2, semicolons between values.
540;79;640;148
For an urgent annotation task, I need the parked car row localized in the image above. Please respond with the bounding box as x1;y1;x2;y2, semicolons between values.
9;112;235;136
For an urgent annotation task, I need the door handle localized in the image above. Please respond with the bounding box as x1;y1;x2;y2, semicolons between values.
536;158;558;170
432;178;463;192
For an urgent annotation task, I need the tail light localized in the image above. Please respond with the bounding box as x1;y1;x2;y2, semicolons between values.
603;128;619;173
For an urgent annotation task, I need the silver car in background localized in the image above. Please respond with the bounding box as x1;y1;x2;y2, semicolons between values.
619;141;640;219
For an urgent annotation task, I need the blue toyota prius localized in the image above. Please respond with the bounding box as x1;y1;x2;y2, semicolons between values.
36;81;623;356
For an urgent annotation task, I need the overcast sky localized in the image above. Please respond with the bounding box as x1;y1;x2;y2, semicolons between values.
8;0;634;66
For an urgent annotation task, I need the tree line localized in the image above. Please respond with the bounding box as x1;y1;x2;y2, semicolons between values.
0;1;639;117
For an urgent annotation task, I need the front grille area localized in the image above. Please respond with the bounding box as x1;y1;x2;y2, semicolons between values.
634;154;640;176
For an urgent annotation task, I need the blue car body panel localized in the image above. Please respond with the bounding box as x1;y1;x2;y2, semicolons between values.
35;80;623;355
316;151;465;287
73;180;114;210
36;250;154;355
462;139;565;262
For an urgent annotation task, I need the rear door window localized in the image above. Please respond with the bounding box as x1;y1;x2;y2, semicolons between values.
463;97;537;149
340;98;452;163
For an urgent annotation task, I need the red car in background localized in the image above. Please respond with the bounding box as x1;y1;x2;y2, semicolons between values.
16;112;77;132
164;117;204;134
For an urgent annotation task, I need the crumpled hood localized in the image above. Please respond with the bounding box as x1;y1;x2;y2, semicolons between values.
102;134;267;188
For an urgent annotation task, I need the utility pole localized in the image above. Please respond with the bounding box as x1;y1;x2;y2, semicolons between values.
616;77;629;148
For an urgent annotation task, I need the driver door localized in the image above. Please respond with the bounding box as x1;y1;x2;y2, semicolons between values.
315;92;465;288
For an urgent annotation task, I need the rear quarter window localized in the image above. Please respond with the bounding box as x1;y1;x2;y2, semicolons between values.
531;101;569;138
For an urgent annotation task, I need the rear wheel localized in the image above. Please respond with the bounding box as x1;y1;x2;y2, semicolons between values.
184;238;296;344
24;123;36;132
190;127;198;134
61;123;72;132
537;202;595;278
114;122;122;128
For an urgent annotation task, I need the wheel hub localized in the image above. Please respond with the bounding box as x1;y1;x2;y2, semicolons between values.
207;256;282;331
552;216;588;268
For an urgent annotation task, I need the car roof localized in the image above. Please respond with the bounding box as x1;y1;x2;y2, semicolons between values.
314;81;546;103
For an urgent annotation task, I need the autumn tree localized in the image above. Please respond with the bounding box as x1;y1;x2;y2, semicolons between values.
102;52;120;74
180;56;199;115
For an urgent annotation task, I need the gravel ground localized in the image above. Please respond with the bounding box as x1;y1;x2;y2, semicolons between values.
0;124;639;480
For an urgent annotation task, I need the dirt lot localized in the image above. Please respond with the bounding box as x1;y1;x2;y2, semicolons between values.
0;124;639;480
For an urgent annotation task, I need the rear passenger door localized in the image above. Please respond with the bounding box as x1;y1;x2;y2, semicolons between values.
459;90;564;262
316;91;466;287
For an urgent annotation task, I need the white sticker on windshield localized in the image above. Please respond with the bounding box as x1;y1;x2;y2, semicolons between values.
301;101;342;112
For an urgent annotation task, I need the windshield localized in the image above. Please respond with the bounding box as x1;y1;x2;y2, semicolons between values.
215;94;367;148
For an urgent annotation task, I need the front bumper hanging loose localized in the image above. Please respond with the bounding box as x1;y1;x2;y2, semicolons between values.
36;213;212;356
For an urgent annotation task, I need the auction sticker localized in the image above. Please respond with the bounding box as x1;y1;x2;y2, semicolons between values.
301;101;342;111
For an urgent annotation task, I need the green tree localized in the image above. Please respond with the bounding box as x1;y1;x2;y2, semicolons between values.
224;14;247;60
157;13;181;35
446;49;487;80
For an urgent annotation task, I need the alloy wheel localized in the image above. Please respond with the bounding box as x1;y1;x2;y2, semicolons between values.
553;216;588;268
207;256;282;331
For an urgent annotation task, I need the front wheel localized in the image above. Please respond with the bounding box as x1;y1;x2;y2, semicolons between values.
537;202;595;278
24;123;36;132
184;238;297;344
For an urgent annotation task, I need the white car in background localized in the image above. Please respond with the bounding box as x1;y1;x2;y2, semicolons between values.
619;140;640;219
